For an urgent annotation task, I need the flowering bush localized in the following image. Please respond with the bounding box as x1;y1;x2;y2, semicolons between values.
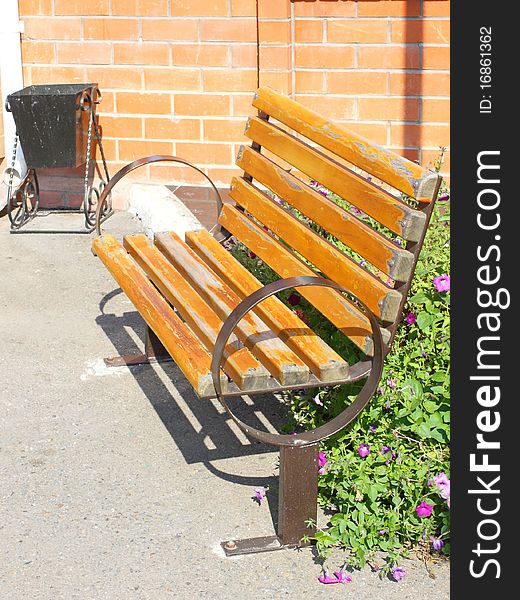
230;156;450;577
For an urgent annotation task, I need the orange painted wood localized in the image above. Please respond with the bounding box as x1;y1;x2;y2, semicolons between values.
244;116;426;242
229;176;402;321
123;234;270;391
252;86;441;202
236;146;414;281
154;231;311;386
185;228;350;381
218;204;392;354
91;234;227;398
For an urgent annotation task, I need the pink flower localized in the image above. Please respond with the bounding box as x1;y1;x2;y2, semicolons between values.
430;536;444;551
358;443;370;458
313;393;324;406
405;312;416;325
433;273;450;292
416;501;434;517
318;452;328;469
294;308;308;323
253;487;266;504
334;570;352;584
391;566;406;581
433;473;451;504
318;574;338;584
387;378;397;390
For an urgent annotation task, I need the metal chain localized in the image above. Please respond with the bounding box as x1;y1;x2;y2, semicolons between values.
83;100;94;209
7;133;19;197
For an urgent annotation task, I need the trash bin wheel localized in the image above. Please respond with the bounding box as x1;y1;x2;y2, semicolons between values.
8;169;39;229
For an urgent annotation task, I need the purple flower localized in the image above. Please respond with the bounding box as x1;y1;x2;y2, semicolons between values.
430;536;444;551
433;273;450;292
248;250;257;259
405;312;416;325
438;192;450;202
381;445;396;464
433;472;451;504
368;424;377;433
318;452;328;474
318;574;339;585
392;566;406;581
387;378;397;390
253;487;266;505
313;393;324;406
358;443;370;458
416;501;434;517
333;570;352;584
287;292;300;306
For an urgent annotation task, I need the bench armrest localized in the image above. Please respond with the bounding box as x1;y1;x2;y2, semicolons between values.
210;275;384;448
94;154;230;241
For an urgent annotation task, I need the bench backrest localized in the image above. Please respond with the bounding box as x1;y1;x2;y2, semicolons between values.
218;87;442;356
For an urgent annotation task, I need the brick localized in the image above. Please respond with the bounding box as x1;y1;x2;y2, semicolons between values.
359;45;420;69
203;120;247;142
116;92;171;115
171;0;228;17
257;71;292;95
203;69;257;92
232;45;258;67
422;46;450;69
201;19;257;42
339;122;388;145
111;0;168;16
294;20;324;43
358;0;420;17
391;20;450;44
149;164;207;185
423;1;451;17
84;18;139;41
113;42;169;66
392;147;420;163
327;20;388;43
18;0;52;16
141;19;199;42
176;142;233;165
296;95;356;120
258;21;292;44
295;71;325;94
87;67;141;90
175;94;230;116
172;45;229;67
390;123;450;148
295;45;355;69
30;66;86;84
207;167;242;187
21;41;55;64
119;139;172;161
258;0;291;18
24;17;81;40
259;46;291;70
99;116;143;139
422;98;450;122
97;91;116;113
359;97;420;121
54;0;109;16
422;149;450;173
232;94;258;117
145;117;201;140
144;68;202;91
327;71;387;95
56;42;111;65
390;72;450;96
293;0;356;18
230;0;257;17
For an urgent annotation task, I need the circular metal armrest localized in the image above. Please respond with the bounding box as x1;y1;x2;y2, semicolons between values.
210;275;384;447
94;155;228;239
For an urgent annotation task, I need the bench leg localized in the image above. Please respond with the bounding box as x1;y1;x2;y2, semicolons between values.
221;443;318;556
104;326;171;367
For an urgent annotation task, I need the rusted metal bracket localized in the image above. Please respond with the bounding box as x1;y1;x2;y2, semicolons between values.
103;326;171;367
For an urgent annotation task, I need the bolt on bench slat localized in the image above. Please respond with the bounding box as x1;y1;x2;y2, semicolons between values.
92;234;228;398
123;234;271;391
154;231;311;387
185;228;350;382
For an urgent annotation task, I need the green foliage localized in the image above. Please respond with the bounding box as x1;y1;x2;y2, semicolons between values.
229;158;450;575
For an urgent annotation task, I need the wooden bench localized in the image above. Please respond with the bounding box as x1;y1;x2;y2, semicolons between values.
92;87;442;556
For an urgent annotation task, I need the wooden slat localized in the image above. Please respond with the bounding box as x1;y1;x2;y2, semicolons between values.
154;231;311;386
244;116;426;242
252;86;440;202
218;204;391;353
185;228;350;381
236;146;414;281
123;234;270;391
229;176;402;322
92;234;227;398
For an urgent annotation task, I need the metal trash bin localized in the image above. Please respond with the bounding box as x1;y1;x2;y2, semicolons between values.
6;83;98;169
4;82;111;232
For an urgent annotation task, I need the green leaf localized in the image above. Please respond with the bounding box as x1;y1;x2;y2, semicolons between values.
417;312;434;330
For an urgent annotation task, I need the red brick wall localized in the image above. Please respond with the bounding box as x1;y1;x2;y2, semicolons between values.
17;0;450;195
